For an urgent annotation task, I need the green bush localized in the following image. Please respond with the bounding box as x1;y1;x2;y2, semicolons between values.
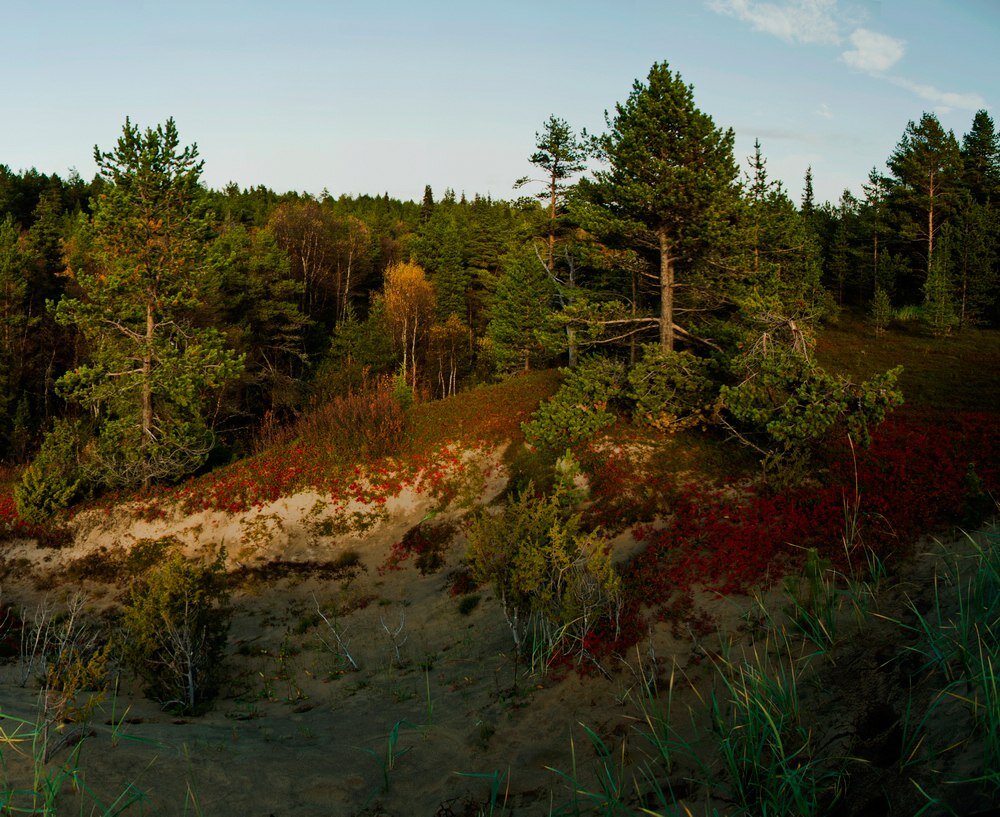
120;552;231;713
627;344;717;431
522;357;627;454
719;351;903;483
14;418;90;522
466;485;621;661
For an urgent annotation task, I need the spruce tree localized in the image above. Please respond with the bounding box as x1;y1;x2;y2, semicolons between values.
950;200;998;326
961;109;1000;204
737;142;821;313
0;217;28;451
486;248;556;373
801;166;815;217
923;232;956;336
872;286;891;336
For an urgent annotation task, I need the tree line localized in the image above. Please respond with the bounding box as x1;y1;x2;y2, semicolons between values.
1;61;997;514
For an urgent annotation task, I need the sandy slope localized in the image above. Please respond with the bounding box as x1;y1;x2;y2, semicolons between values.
0;443;995;816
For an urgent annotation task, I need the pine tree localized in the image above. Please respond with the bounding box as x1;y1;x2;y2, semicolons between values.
583;62;738;352
887;113;963;294
52;118;243;487
515;115;586;274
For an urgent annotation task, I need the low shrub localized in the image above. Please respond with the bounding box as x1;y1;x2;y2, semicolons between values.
14;418;91;522
120;551;231;713
293;375;407;460
523;357;627;454
466;485;622;663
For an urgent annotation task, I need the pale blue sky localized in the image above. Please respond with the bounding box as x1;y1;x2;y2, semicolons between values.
2;1;996;206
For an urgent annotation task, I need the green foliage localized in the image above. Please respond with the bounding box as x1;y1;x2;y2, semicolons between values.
923;259;956;337
627;344;717;431
734;142;823;314
14;418;90;522
871;286;892;336
120;551;231;713
522;356;626;454
582;60;739;352
206;223;309;415
391;371;414;411
719;351;903;481
466;485;621;660
587;61;738;256
0;216;30;446
53;118;243;488
960;109;1000;205
950;200;997;327
887;113;964;300
485;246;557;373
314;300;398;400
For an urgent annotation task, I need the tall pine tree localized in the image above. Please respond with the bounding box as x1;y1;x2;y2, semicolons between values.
582;62;738;352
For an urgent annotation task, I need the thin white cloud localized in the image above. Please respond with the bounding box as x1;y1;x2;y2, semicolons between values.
889;77;986;112
816;102;833;119
707;0;841;45
841;28;905;73
707;1;986;116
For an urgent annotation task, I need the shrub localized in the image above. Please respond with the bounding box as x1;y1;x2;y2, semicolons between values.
718;351;903;483
466;486;621;662
522;357;627;454
120;552;231;713
294;375;407;459
627;344;717;431
14;418;91;522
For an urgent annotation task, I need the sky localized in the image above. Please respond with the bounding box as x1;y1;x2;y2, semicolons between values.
2;0;997;206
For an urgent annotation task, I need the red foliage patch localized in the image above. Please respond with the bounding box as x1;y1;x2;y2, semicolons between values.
581;410;1000;656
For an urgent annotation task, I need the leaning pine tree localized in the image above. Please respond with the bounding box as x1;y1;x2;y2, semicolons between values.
52;118;243;489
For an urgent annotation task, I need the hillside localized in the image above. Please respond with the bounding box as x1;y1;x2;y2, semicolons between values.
0;319;998;816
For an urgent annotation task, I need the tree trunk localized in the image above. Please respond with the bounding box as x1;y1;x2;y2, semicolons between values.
410;318;418;392
630;265;638;365
658;229;675;352
548;172;557;274
927;171;935;278
401;316;408;389
143;300;154;449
